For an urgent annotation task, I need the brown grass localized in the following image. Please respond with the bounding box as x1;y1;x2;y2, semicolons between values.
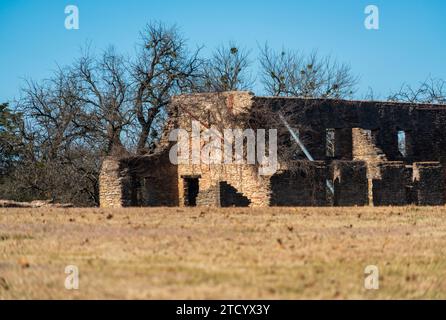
1;206;446;299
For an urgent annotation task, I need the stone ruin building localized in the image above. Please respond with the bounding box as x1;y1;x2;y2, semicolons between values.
99;91;446;208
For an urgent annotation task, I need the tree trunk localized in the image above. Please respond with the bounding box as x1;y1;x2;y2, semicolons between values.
136;124;150;154
136;108;158;154
106;128;125;156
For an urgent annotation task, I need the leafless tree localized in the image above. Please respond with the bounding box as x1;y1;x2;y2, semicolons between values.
11;66;101;205
388;77;446;104
2;23;207;205
3;24;371;206
75;46;133;155
199;42;253;92
19;67;88;158
259;44;358;98
131;22;203;154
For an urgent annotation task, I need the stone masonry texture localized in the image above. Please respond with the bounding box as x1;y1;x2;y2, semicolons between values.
99;92;446;208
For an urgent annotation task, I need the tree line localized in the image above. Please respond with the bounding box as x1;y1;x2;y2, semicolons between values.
1;22;445;206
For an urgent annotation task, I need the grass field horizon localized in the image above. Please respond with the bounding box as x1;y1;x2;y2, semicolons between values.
1;206;446;299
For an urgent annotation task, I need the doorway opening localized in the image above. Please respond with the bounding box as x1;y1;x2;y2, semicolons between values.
183;177;200;207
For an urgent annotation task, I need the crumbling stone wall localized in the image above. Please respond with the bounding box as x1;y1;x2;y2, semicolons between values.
99;153;178;208
413;162;445;205
219;181;252;207
178;164;271;207
352;128;387;178
171;91;271;208
270;161;328;206
196;184;220;207
331;161;368;206
195;180;254;207
352;127;388;203
99;157;131;208
99;92;446;208
372;162;407;206
252;97;446;164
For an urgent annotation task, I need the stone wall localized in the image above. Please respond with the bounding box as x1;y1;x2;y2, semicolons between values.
126;153;179;207
352;127;387;179
413;162;445;205
171;91;271;208
252;97;446;165
196;184;220;207
99;92;446;208
352;127;388;203
270;161;328;206
178;163;271;207
219;181;252;207
372;162;407;206
331;161;368;206
99;153;179;208
99;158;127;208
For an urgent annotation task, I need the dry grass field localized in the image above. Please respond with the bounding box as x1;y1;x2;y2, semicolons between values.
1;206;446;299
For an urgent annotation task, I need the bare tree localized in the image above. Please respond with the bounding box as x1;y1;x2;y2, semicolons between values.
2;23;209;204
11;66;101;205
76;46;133;155
259;44;358;98
131;22;203;154
199;42;253;92
3;23;369;206
388;77;446;104
19;67;88;159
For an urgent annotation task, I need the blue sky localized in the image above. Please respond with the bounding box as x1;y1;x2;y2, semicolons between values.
0;0;445;102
